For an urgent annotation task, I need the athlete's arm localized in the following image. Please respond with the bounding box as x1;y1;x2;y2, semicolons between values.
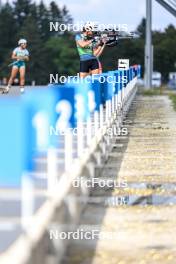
12;52;29;61
93;46;101;56
93;43;106;57
11;53;26;61
24;50;30;61
23;56;29;61
11;52;19;60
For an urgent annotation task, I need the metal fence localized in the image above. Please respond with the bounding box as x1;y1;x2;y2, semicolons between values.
0;65;141;264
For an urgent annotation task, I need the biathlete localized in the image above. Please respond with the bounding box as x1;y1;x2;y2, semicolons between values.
75;22;106;78
3;39;29;94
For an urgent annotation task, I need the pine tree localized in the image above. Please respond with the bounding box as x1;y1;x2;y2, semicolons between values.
18;15;47;84
37;1;50;41
0;3;18;78
13;0;33;27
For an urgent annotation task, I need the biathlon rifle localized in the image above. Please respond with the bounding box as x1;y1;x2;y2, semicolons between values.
91;29;139;47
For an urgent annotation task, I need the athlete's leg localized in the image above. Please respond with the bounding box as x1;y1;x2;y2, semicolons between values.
90;59;99;75
19;66;26;93
19;66;25;86
4;66;19;93
8;66;19;86
91;69;99;75
80;72;90;78
79;60;90;78
98;61;103;74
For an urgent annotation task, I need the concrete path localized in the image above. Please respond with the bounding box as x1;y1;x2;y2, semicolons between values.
62;95;176;264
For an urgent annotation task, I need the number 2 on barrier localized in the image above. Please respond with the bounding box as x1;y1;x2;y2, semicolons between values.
55;100;72;131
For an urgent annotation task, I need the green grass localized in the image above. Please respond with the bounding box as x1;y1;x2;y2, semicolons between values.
169;94;176;111
141;86;176;97
140;87;176;112
142;88;164;96
142;89;163;96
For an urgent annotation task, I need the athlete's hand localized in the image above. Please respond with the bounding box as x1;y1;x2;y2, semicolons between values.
102;37;108;44
17;56;25;61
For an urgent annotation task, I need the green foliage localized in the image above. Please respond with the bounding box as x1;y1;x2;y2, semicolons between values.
169;94;176;111
45;34;79;76
101;19;176;80
142;88;164;96
0;1;175;85
153;25;176;80
0;0;77;84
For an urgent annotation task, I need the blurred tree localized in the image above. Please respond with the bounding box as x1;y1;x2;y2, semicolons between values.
102;19;176;81
137;18;146;38
37;1;50;41
0;0;75;84
18;15;47;84
0;3;18;77
13;0;33;27
0;1;175;85
153;25;176;80
45;33;79;77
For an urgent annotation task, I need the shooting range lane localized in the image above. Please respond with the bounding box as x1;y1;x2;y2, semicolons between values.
62;95;176;264
0;66;141;263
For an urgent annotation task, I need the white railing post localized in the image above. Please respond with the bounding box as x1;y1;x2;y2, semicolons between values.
21;173;34;230
65;128;73;171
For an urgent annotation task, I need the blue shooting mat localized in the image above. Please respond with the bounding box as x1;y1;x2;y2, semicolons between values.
0;98;34;187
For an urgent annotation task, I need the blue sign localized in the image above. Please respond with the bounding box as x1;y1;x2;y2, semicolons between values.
24;85;76;152
100;72;114;101
91;75;102;111
23;87;57;152
137;65;142;78
114;70;120;94
50;84;76;128
123;70;129;88
129;67;133;80
0;98;34;187
66;79;90;121
107;71;116;99
119;70;123;91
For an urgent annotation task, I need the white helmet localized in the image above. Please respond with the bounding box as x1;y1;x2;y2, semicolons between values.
18;39;27;45
84;21;97;32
